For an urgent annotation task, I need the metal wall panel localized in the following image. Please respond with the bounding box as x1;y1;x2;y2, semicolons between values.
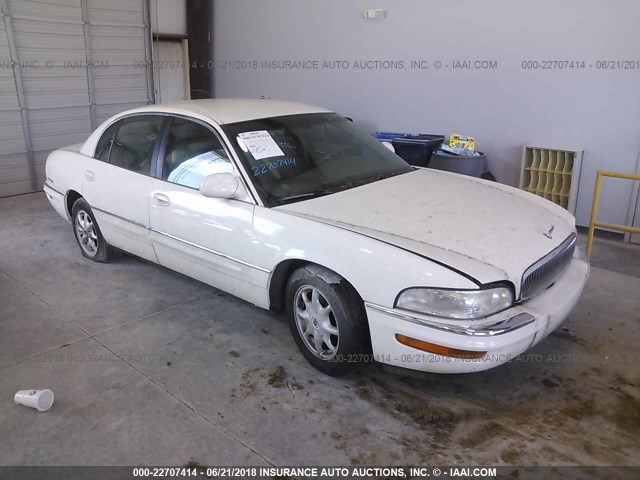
29;106;92;151
8;0;82;23
94;101;147;125
0;17;20;119
0;0;152;197
0;108;30;196
0;2;29;197
87;2;152;121
22;68;89;110
91;25;146;63
0;68;19;109
93;66;149;104
10;3;89;191
0;110;24;154
87;0;144;25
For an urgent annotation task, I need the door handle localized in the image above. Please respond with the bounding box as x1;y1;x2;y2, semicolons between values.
84;170;95;182
153;193;170;206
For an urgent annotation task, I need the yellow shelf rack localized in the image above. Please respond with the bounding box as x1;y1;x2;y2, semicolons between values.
519;145;584;215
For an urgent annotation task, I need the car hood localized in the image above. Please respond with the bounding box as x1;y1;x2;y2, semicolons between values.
276;169;576;292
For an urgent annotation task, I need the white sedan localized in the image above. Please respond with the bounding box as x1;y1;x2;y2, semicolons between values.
44;99;589;376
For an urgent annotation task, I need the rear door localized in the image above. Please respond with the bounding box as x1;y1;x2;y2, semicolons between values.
81;114;166;263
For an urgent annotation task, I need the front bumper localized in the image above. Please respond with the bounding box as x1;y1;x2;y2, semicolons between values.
365;252;590;373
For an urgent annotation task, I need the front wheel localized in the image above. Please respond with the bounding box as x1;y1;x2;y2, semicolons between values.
71;198;113;263
285;265;369;376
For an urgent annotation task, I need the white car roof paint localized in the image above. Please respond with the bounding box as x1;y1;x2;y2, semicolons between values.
79;98;331;157
121;99;330;125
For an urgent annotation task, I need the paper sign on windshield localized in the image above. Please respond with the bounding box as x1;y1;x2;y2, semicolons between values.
238;131;285;160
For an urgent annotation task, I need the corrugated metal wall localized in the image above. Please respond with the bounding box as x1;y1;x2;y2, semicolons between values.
0;1;30;197
0;0;153;197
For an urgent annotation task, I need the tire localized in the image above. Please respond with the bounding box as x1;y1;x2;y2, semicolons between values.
71;198;114;263
285;264;369;376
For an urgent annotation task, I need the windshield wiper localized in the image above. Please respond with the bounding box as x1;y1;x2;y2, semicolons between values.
326;169;409;194
278;170;409;204
279;188;336;202
280;192;319;202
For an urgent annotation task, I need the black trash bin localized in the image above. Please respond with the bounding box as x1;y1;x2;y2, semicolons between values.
428;151;488;178
391;134;445;167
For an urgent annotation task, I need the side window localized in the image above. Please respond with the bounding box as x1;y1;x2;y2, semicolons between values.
94;121;120;161
109;115;164;175
162;117;233;189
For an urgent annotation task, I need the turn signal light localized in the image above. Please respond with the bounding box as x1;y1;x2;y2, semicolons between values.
395;334;487;360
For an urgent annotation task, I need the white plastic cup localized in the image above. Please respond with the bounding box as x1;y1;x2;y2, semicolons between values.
14;389;54;412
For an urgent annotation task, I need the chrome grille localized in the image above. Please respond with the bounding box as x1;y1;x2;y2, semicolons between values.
520;234;576;300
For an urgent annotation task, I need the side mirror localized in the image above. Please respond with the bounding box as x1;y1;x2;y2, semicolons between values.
199;173;242;199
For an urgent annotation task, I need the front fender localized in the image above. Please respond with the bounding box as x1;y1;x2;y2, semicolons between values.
253;208;479;308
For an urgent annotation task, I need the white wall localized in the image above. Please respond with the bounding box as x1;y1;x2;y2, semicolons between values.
213;0;640;227
150;0;186;35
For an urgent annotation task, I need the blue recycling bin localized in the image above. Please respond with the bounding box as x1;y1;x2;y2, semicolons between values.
371;132;408;142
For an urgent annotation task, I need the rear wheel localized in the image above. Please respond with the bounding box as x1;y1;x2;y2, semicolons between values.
71;198;113;263
286;265;369;376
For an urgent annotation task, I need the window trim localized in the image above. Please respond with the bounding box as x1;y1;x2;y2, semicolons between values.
92;113;170;178
93;112;168;159
110;114;168;177
94;121;120;162
154;114;258;205
92;111;261;205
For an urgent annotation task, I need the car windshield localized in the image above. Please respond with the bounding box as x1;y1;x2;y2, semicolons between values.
222;113;413;206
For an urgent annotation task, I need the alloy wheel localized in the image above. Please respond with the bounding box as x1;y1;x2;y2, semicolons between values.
75;210;98;257
293;285;340;360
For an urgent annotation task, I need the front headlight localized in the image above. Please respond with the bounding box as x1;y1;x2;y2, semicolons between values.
395;285;514;320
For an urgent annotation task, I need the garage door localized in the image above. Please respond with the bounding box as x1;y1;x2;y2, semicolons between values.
0;0;154;197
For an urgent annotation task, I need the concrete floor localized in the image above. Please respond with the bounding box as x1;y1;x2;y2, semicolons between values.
1;193;639;468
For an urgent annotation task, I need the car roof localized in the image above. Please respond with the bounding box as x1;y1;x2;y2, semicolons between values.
121;98;332;125
78;98;333;158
